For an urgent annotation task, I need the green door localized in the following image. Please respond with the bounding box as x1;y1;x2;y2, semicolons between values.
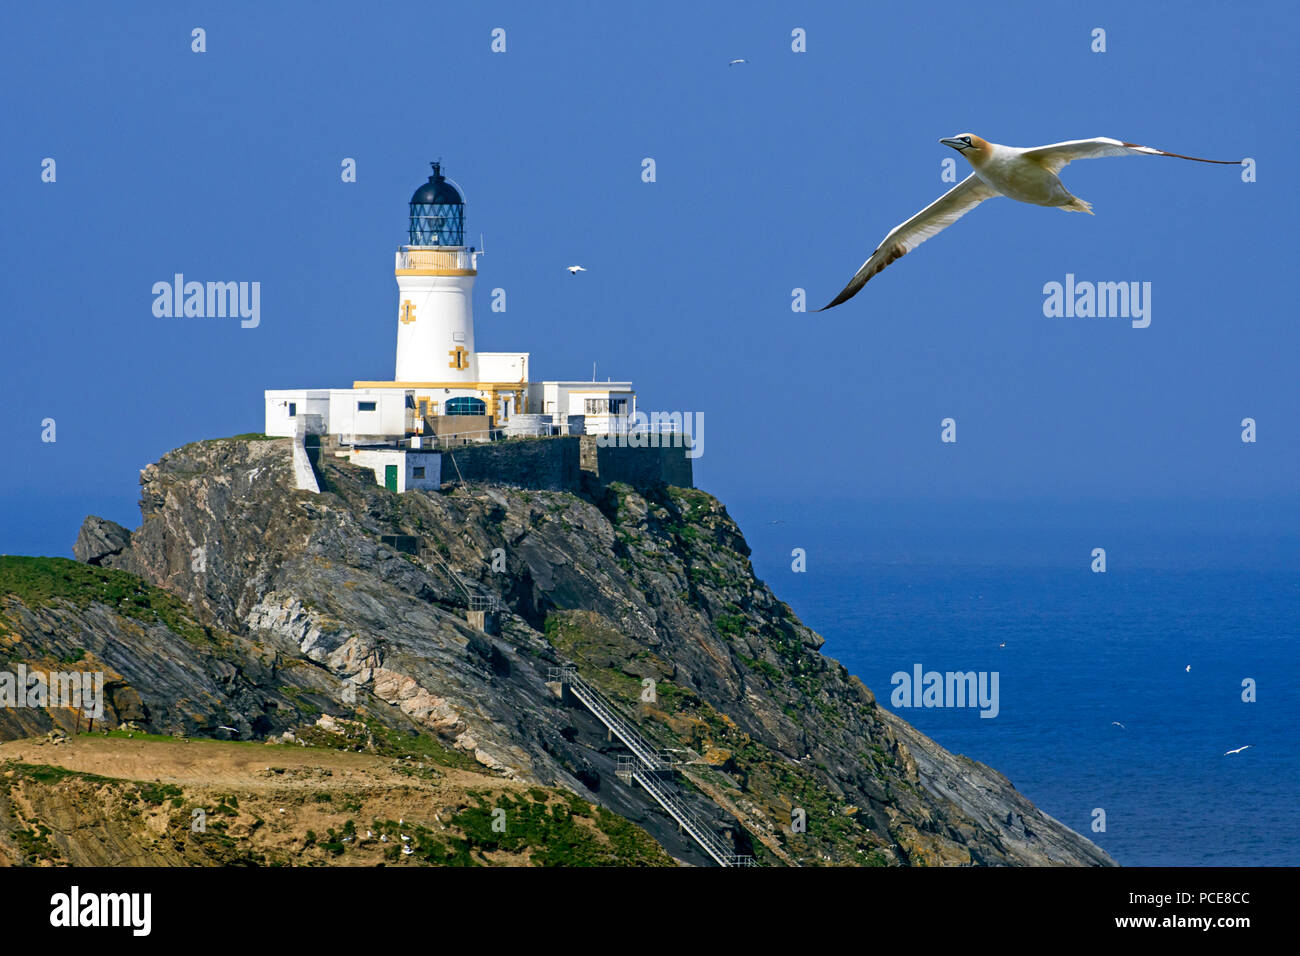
384;464;398;492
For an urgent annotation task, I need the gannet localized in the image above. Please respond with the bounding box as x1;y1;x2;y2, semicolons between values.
819;134;1242;310
1224;745;1253;756
729;58;748;66
567;265;587;275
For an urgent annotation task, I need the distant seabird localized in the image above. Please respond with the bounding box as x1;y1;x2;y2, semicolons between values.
567;265;587;275
1186;664;1192;672
1224;745;1253;756
819;134;1242;310
1111;721;1125;729
729;58;747;66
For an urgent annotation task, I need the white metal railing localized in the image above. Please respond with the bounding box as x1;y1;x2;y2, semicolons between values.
420;541;499;618
632;768;754;867
549;665;755;867
398;247;476;272
555;667;667;771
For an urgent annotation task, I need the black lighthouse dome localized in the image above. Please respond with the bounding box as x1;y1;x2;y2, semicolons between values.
408;161;464;247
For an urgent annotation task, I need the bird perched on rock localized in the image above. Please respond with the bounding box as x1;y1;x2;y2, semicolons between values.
819;134;1242;310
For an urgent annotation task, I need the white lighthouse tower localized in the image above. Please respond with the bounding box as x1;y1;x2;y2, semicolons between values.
393;162;478;383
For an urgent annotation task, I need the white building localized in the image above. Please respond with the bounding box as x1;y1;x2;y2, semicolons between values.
264;162;636;471
348;447;441;493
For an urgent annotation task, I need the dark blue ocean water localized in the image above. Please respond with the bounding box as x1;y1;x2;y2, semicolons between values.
741;499;1299;866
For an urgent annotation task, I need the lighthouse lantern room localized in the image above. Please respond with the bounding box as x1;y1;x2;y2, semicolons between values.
392;163;481;384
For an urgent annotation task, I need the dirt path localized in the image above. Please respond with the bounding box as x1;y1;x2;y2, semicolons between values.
0;735;524;794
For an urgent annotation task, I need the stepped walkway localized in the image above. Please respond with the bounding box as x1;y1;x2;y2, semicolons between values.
549;665;755;867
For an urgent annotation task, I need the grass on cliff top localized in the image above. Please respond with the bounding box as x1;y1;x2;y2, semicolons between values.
195;433;278;444
0;556;218;648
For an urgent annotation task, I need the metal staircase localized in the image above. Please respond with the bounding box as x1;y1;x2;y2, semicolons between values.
549;665;755;867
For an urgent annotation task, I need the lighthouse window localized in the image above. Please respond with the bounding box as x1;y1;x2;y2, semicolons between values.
445;397;487;416
357;401;377;412
287;402;297;417
585;398;628;415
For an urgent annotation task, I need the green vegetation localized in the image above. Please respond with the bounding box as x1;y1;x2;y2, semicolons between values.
196;433;278;444
297;716;479;771
13;821;62;864
369;789;671;867
667;487;714;523
137;782;184;805
3;761;112;787
739;654;782;682
88;729;299;750
0;556;226;650
714;613;746;637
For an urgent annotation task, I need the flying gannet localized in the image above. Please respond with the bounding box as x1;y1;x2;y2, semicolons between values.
819;134;1242;310
1224;745;1253;756
567;265;587;275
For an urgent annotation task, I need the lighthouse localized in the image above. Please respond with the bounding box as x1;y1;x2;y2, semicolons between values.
265;160;642;459
393;162;478;383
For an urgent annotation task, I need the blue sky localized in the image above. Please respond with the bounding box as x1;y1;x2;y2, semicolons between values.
2;0;1296;556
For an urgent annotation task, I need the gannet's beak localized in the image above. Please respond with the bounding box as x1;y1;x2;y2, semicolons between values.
940;138;969;151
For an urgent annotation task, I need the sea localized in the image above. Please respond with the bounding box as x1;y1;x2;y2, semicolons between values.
741;498;1299;866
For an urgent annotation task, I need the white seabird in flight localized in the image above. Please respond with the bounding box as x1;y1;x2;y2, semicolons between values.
1224;745;1253;756
567;265;587;275
819;134;1242;310
729;58;748;66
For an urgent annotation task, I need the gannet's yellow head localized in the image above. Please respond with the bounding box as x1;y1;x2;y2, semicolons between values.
940;133;992;164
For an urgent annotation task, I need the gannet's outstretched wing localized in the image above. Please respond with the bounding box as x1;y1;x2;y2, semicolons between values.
818;173;998;311
1022;137;1243;175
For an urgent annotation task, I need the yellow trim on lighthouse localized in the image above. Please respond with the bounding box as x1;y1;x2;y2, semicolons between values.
395;268;477;277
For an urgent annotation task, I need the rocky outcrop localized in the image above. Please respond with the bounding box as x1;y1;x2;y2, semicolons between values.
73;517;132;566
44;435;1112;866
0;560;391;742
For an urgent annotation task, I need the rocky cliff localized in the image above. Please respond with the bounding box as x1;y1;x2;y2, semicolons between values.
6;435;1111;865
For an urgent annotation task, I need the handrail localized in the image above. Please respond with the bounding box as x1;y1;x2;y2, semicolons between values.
549;664;755;867
632;769;752;867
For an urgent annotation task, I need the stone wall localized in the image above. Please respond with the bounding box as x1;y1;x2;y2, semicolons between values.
442;437;582;491
439;435;693;492
580;436;693;490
